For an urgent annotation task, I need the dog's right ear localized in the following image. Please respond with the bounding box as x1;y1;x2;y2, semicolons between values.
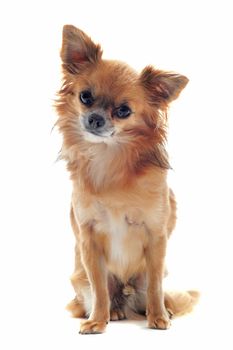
61;25;102;74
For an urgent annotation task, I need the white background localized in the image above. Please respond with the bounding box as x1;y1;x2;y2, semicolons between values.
0;0;233;349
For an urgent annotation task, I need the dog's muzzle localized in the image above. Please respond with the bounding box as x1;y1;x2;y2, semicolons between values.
82;111;114;137
87;113;106;131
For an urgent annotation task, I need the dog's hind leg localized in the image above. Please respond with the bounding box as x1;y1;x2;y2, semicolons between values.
66;297;86;318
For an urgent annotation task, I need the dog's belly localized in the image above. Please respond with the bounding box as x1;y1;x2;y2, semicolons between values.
95;208;147;282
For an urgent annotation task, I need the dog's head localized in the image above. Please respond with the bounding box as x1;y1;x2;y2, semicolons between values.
56;25;188;169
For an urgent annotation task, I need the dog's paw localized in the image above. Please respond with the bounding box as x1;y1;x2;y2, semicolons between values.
147;312;171;330
66;298;86;318
79;320;108;334
110;309;125;321
122;284;135;296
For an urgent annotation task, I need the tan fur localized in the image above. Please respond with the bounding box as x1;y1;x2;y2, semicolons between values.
55;25;198;334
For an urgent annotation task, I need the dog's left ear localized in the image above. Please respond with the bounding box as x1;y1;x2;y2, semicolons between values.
61;25;102;74
140;66;189;106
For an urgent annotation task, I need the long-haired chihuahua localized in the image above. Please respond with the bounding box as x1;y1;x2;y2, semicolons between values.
55;25;199;334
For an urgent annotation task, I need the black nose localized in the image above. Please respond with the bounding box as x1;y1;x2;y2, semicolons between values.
88;113;105;129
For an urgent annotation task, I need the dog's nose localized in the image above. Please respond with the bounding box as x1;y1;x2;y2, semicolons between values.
88;113;106;129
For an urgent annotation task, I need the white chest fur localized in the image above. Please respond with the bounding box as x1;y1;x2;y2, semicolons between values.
105;212;129;264
74;197;147;280
93;203;147;279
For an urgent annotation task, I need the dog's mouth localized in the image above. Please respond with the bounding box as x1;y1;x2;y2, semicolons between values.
88;129;115;137
82;128;115;144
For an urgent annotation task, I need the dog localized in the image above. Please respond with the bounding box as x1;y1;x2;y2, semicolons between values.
55;25;199;334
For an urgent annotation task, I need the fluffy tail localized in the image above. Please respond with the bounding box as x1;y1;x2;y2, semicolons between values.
123;288;200;320
164;290;200;318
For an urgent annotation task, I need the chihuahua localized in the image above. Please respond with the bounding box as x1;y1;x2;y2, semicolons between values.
55;25;199;334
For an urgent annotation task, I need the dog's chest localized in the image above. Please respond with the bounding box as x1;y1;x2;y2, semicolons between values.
94;203;147;278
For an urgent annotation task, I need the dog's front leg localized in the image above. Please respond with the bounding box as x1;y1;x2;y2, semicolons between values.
145;233;171;329
79;225;110;334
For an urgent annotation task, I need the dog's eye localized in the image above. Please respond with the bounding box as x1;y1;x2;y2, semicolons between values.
80;90;94;106
115;105;132;119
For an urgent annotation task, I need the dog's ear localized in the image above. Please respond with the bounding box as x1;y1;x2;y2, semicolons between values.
61;25;102;74
140;66;188;107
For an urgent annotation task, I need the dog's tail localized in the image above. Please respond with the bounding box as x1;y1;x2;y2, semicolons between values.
164;290;200;318
123;287;200;320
